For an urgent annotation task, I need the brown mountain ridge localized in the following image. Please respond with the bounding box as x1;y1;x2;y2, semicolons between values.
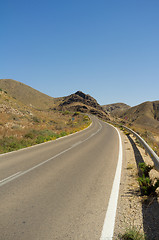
0;79;109;120
1;79;158;131
120;101;159;131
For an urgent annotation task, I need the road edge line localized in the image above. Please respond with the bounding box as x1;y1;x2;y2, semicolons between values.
100;124;123;240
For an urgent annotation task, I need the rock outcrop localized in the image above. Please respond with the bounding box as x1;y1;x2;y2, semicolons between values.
58;91;109;120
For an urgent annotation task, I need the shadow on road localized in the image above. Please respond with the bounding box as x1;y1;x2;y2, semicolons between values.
127;135;159;240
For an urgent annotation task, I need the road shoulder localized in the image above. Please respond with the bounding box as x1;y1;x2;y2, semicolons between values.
114;130;144;238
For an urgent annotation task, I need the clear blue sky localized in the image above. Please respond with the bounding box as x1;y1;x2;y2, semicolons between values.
1;0;159;106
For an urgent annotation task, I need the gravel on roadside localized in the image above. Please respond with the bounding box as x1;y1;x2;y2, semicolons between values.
113;130;159;240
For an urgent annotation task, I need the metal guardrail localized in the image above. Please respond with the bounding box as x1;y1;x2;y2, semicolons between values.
122;125;159;171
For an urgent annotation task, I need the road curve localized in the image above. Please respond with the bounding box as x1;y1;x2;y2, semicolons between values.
0;116;120;240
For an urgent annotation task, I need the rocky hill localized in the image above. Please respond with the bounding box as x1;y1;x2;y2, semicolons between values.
102;103;130;116
57;91;109;120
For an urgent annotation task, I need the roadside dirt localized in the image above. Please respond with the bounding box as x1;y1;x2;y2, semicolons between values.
114;131;159;240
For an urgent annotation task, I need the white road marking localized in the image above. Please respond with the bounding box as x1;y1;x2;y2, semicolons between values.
0;172;22;185
0;121;102;187
100;124;123;240
72;141;82;147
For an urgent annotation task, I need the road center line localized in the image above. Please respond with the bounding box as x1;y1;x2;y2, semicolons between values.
0;172;22;184
72;141;82;147
0;121;102;187
100;124;123;240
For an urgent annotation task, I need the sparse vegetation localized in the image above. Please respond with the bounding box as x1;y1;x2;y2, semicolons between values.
138;175;154;196
0;117;91;153
0;83;91;154
62;110;70;115
137;162;159;196
0;79;111;153
32;116;40;123
83;115;90;122
0;100;91;153
73;111;80;116
138;162;152;177
118;226;146;240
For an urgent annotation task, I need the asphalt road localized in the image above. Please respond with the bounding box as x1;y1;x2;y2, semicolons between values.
0;116;120;240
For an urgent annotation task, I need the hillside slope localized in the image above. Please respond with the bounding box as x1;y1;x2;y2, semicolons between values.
120;101;159;130
0;79;110;150
0;79;109;120
0;88;92;153
0;79;57;109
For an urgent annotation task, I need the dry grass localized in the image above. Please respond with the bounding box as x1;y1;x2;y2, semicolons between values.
0;90;91;153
